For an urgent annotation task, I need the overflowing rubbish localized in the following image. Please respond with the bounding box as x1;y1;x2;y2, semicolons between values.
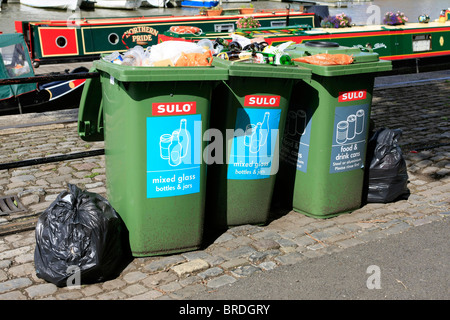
103;41;211;67
292;53;354;65
102;35;298;67
365;128;410;203
34;184;132;287
210;35;295;65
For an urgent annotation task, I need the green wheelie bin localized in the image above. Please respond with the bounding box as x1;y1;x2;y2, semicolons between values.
276;41;392;218
206;58;311;230
78;59;228;256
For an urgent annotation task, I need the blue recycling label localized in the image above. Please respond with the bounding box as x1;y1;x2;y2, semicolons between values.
227;108;281;180
146;114;201;198
330;104;369;173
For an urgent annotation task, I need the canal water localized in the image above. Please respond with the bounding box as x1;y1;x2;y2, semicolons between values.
0;0;448;34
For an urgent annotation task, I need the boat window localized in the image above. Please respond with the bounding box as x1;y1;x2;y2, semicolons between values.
56;36;68;48
412;34;432;52
214;24;235;33
108;33;119;45
271;21;287;27
1;43;31;78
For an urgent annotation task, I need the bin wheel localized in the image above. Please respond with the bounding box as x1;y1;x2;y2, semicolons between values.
305;41;340;48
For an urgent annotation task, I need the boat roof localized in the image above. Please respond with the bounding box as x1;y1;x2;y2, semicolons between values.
311;21;450;34
235;20;450;38
0;33;27;48
0;33;36;100
20;11;314;27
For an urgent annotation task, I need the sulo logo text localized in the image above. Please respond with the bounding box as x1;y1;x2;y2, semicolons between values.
244;95;280;107
152;102;197;116
339;90;367;102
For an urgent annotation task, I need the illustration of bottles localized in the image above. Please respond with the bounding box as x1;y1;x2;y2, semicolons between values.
176;119;190;159
168;132;182;167
245;112;270;153
160;119;191;166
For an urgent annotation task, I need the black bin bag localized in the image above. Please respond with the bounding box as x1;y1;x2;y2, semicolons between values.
365;128;410;203
34;184;132;287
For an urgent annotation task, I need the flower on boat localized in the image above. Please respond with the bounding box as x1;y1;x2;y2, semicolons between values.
321;13;352;28
236;16;261;29
383;11;408;25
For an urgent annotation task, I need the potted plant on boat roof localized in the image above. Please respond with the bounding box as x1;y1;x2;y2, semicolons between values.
383;11;408;25
199;6;207;16
239;4;254;15
320;13;352;28
236;16;261;29
206;5;223;17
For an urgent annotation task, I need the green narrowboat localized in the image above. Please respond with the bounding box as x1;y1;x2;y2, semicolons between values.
14;9;315;65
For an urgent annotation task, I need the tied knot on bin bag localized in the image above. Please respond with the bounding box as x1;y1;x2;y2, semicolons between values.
34;184;132;287
365;128;410;203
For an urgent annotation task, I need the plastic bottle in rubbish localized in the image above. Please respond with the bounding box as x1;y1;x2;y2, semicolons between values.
121;46;145;66
121;49;137;66
197;39;214;52
103;51;122;64
141;46;152;66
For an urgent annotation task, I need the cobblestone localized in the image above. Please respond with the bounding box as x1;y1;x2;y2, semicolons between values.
206;275;236;289
25;283;57;298
0;78;449;300
231;265;262;277
198;267;223;279
170;259;209;277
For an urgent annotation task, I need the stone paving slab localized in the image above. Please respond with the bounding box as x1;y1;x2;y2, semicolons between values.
0;79;449;300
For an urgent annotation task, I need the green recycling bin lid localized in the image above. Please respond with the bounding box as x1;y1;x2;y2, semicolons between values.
284;41;392;76
93;58;228;82
212;58;311;80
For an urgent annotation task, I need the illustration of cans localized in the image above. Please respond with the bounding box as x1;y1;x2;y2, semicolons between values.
356;109;365;134
347;114;356;140
336;121;348;144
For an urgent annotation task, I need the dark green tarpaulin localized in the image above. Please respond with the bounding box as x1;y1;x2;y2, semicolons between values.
0;33;36;101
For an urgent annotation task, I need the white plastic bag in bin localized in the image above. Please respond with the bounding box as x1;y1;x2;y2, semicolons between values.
148;41;204;66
